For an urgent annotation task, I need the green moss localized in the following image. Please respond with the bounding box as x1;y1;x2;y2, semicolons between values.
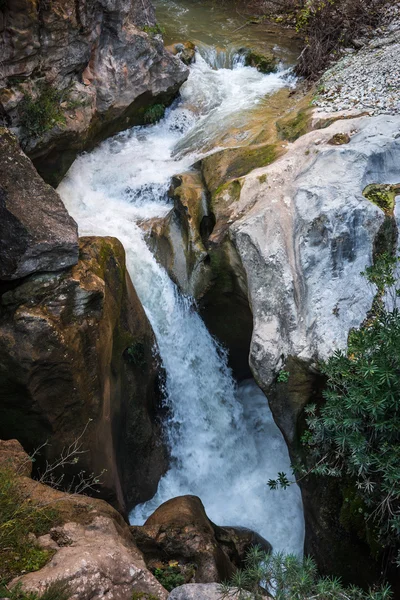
125;341;147;370
340;486;382;559
143;104;165;124
142;23;165;36
19;84;66;138
276;109;310;142
258;173;268;184
245;50;277;74
363;183;400;216
213;179;242;204
328;132;350;145
153;565;185;592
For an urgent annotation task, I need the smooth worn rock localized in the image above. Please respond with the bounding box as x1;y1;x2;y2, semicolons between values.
0;0;189;185
0;237;167;514
131;495;271;584
0;441;167;600
168;583;249;600
0;128;78;280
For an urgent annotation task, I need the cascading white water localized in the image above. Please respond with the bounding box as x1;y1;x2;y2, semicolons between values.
58;49;305;555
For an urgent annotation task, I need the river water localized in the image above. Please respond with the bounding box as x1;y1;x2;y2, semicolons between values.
58;1;305;556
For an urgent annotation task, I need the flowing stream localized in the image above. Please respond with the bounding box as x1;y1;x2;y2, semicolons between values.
58;22;305;555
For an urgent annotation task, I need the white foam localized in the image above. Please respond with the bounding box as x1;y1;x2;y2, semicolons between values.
58;51;304;555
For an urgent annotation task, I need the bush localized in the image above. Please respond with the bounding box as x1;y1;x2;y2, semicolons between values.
143;104;165;124
153;564;185;591
248;0;390;79
0;467;59;582
220;546;393;600
19;84;65;138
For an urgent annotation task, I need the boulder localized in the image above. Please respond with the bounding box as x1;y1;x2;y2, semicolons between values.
0;128;78;280
0;0;189;185
0;440;168;600
168;583;248;600
131;495;271;584
0;237;167;514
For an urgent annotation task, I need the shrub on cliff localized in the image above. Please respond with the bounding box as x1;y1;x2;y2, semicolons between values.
220;546;393;599
19;84;65;138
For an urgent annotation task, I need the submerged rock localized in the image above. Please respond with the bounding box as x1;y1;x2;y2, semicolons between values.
131;495;272;584
0;0;189;185
1;440;167;600
0;237;167;514
0;128;78;280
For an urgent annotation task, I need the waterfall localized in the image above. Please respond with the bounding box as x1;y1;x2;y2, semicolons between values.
58;50;304;555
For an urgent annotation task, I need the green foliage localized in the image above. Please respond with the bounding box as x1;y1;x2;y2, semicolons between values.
0;468;59;582
305;254;400;553
143;104;166;125
220;546;392;600
363;184;400;216
125;341;147;369
277;369;290;383
19;84;65;138
142;23;165;36
0;581;71;600
153;565;185;591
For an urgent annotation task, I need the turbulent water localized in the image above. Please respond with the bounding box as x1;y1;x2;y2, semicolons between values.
58;48;305;555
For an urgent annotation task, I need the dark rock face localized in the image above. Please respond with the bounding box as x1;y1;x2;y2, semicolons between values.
0;237;167;514
0;0;189;185
0;128;78;280
131;495;272;583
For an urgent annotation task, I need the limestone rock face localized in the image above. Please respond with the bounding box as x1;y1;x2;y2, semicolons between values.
131;495;271;583
0;128;78;280
0;0;189;184
168;584;246;600
231;115;400;411
0;237;167;514
0;440;168;600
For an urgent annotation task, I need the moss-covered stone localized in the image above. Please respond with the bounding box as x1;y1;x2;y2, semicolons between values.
244;50;278;74
276;108;310;142
363;183;400;216
328;132;350;145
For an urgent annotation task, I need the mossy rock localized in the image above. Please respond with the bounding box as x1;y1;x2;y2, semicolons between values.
244;50;278;74
363;183;400;216
202;143;278;192
276;108;310;142
328;132;350;145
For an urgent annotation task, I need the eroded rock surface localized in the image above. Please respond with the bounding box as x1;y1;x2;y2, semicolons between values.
0;0;188;184
131;495;271;583
0;128;78;280
168;584;248;600
0;237;167;514
1;440;167;600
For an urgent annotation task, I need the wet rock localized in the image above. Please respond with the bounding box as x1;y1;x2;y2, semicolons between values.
229;114;400;583
244;50;278;74
131;495;271;583
0;237;167;514
0;0;189;185
1;441;167;600
167;42;197;65
0;128;78;280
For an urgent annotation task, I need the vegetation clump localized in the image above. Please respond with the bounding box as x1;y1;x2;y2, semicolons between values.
269;253;400;571
143;104;165;124
363;183;400;216
220;546;392;600
19;84;65;138
152;562;186;591
0;467;59;582
247;0;390;79
0;581;71;600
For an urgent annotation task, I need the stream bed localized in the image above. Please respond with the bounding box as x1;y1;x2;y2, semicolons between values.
58;0;305;556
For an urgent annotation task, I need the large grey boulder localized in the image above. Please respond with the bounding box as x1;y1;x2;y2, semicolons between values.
231;114;400;403
0;128;78;280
